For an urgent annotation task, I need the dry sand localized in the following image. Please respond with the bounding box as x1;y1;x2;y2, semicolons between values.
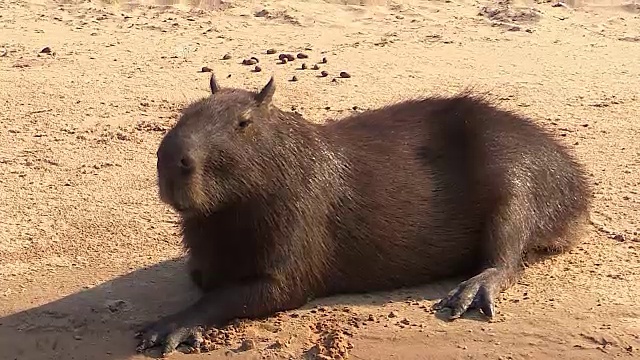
1;0;639;359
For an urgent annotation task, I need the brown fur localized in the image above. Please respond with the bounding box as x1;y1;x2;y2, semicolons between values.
139;74;592;354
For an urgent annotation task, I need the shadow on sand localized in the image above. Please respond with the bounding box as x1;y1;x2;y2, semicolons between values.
0;258;198;360
0;257;482;360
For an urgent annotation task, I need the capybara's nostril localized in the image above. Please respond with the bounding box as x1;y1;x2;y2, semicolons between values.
179;156;195;173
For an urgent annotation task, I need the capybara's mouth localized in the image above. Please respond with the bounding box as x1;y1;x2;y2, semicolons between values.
172;202;190;213
158;183;193;214
171;202;200;218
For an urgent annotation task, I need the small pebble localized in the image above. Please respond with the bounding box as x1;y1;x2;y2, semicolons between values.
320;71;329;77
238;339;256;352
268;339;288;349
301;63;308;70
253;65;262;72
339;71;351;78
201;66;213;72
279;58;288;64
400;318;410;325
312;64;320;70
222;53;232;60
243;59;257;65
266;48;276;54
105;299;131;313
279;53;295;61
388;311;398;318
321;57;327;64
291;75;298;82
40;46;52;54
250;56;259;63
297;52;309;59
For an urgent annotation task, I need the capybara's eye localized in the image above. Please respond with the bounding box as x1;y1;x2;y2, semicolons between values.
238;120;252;129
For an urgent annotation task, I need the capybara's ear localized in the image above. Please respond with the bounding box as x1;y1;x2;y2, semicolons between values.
255;76;275;106
209;73;220;94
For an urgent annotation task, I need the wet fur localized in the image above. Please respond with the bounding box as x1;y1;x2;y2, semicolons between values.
150;75;591;349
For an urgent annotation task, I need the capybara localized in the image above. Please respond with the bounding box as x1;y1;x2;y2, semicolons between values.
137;74;591;355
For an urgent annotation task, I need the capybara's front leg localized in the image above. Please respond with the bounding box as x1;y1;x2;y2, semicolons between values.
135;277;306;356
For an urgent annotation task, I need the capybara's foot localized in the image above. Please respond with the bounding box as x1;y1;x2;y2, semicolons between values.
135;313;203;357
432;267;506;320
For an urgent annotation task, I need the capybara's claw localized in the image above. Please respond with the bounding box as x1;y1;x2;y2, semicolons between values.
135;315;203;356
434;268;502;320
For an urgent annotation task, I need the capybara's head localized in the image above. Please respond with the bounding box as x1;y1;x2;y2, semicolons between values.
156;74;286;217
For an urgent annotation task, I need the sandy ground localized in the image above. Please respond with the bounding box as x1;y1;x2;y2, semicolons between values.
1;0;639;359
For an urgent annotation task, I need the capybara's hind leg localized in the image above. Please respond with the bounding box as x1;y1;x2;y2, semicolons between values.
433;202;529;320
526;211;590;264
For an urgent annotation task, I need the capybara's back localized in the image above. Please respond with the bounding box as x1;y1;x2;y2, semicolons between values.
138;77;591;354
319;92;591;304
